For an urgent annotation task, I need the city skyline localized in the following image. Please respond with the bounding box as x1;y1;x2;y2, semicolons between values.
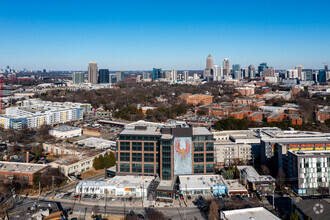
0;0;330;70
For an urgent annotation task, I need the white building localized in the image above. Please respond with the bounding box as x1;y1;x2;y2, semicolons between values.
220;207;281;220
76;175;154;197
49;126;82;139
0;99;90;129
76;137;116;150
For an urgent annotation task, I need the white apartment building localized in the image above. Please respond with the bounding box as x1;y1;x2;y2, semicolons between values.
0;99;90;129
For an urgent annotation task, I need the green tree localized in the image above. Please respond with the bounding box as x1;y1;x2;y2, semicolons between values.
93;156;103;170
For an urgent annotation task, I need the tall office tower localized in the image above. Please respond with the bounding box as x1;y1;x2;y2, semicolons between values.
183;71;189;82
223;58;230;75
286;69;298;78
243;67;249;78
295;65;304;80
110;74;117;84
301;69;313;81
98;69;110;83
116;71;125;82
248;65;256;78
88;62;98;84
142;72;150;79
318;69;327;83
171;69;178;83
152;68;162;81
232;64;241;79
164;71;171;80
258;62;268;77
213;65;223;81
206;54;214;70
325;65;328;70
72;72;85;84
263;68;275;77
204;54;214;80
178;73;182;80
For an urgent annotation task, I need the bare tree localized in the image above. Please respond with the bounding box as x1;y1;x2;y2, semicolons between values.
208;199;219;220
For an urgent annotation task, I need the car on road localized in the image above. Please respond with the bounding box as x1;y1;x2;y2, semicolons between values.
73;195;80;198
137;214;145;219
187;195;191;200
92;194;97;199
84;194;91;198
127;210;135;216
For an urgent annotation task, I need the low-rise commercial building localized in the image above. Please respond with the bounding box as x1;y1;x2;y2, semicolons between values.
43;142;106;176
220;207;281;220
177;174;226;195
0;161;48;185
237;166;275;193
49;126;82;139
76;175;154;197
223;179;248;197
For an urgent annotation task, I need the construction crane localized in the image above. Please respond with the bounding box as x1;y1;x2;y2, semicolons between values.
0;75;33;114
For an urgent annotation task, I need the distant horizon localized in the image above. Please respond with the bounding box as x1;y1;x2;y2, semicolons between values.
1;0;329;70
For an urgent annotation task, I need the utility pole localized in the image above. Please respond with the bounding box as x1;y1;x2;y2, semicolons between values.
104;190;107;217
39;182;41;196
272;190;275;210
52;176;55;193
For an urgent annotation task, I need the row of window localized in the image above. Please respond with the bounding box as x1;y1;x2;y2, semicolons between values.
119;135;213;141
119;163;156;173
120;153;158;162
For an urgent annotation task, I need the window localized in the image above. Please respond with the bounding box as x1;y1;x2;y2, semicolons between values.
162;146;171;152
206;153;214;162
144;153;154;162
132;164;142;173
132;142;142;151
206;142;214;151
194;143;204;152
132;153;142;162
120;142;130;151
120;152;130;161
194;164;204;173
206;164;214;173
144;164;154;173
144;142;155;151
162;169;171;180
194;153;204;163
161;141;172;146
120;163;130;172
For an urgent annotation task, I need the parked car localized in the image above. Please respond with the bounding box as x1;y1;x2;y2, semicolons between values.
187;195;191;200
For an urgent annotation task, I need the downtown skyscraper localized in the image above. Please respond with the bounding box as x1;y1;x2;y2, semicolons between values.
88;62;98;84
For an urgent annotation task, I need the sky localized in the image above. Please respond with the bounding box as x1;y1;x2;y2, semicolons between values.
0;0;329;71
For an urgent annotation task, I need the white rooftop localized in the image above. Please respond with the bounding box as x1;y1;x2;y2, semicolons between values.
221;207;281;220
178;174;225;191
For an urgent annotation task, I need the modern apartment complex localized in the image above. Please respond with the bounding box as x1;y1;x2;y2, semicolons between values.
72;72;85;84
116;120;215;180
286;150;330;195
0;99;90;129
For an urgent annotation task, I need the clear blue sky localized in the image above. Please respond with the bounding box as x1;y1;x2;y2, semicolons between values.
0;0;329;71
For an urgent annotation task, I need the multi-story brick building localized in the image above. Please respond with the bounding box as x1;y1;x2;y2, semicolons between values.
116;120;214;180
316;106;330;123
179;93;213;106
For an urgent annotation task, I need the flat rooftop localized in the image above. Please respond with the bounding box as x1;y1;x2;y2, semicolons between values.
76;137;116;149
0;161;47;174
221;207;281;220
224;179;248;192
77;175;155;189
289;150;330;157
51;126;81;132
178;174;225;191
237;166;275;183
